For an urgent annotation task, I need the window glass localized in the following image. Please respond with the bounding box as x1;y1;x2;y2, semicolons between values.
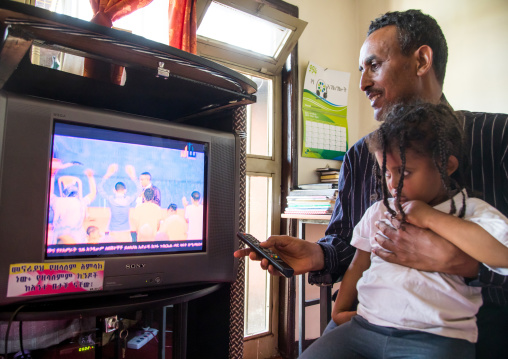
35;0;168;44
197;2;290;58
245;174;272;335
246;75;273;157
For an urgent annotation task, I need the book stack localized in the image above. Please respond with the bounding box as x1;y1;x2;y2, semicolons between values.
316;167;340;183
284;187;337;215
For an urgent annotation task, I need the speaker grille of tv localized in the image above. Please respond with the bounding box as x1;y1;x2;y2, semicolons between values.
208;135;237;264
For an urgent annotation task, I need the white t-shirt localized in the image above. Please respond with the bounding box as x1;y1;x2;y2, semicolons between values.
352;192;508;343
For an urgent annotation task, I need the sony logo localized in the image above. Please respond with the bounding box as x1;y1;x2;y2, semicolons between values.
125;264;146;269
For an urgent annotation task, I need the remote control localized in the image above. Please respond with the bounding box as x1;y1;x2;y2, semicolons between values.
237;232;294;278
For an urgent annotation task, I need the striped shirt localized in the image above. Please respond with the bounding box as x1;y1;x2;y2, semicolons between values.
309;111;508;306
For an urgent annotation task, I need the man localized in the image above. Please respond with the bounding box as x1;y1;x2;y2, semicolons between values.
97;164;141;242
157;203;187;240
137;171;161;206
51;168;96;244
234;9;508;358
132;188;164;241
182;191;204;240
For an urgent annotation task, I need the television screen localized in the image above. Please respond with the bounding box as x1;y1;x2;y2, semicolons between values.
47;121;208;258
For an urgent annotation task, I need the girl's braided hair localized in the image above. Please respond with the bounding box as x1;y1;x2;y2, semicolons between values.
367;102;467;221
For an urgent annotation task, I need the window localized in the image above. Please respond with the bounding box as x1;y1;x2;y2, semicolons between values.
197;1;303;353
246;75;273;157
244;175;272;335
198;2;291;58
196;0;306;74
241;70;280;340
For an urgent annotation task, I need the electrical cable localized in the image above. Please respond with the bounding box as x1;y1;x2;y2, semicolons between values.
4;305;25;359
18;321;25;359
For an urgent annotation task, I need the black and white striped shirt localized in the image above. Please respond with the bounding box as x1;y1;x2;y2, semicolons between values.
309;111;508;306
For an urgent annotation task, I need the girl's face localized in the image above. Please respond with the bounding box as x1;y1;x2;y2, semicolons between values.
374;148;452;206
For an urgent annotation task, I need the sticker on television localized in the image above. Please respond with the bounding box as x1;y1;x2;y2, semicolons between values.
7;262;104;297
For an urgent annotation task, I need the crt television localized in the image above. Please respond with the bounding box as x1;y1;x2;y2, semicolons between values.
0;91;240;307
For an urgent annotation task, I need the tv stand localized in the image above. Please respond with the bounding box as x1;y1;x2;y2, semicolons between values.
0;283;222;321
0;284;222;359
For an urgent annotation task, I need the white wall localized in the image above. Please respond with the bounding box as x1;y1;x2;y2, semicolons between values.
289;0;508;185
288;0;361;185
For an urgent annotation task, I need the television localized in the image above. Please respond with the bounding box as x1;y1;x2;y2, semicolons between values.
0;90;240;308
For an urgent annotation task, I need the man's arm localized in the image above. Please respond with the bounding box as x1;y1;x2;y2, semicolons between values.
153;186;161;206
124;165;142;202
84;169;96;204
374;217;479;277
234;235;325;276
375;207;508;288
97;164;117;200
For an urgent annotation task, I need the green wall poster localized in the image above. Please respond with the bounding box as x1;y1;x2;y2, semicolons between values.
302;62;350;160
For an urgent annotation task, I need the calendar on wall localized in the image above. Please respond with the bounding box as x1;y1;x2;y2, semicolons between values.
304;120;347;152
302;62;350;160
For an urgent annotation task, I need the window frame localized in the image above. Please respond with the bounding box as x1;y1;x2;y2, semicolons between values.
196;0;306;75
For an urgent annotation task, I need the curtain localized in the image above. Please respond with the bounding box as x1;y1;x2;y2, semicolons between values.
88;0;154;27
84;0;154;84
168;0;197;54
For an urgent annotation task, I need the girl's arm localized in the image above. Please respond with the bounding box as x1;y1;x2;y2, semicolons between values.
402;200;508;268
331;249;371;325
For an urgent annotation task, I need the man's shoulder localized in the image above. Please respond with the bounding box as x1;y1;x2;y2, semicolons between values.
344;135;370;158
458;110;508;125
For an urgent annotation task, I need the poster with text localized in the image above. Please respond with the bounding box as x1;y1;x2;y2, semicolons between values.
302;62;350;160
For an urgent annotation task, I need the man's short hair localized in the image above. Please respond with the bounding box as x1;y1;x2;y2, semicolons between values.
140;172;151;179
144;187;155;201
368;9;448;86
191;191;200;201
168;203;177;211
115;182;126;191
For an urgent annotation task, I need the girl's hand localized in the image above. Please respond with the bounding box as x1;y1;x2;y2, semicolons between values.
400;200;436;229
332;310;357;326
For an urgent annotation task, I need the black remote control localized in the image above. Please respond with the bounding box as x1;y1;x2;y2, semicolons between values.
237;232;294;278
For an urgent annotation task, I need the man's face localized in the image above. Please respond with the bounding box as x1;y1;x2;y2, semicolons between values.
359;26;420;121
115;188;127;196
140;174;150;187
374;148;448;207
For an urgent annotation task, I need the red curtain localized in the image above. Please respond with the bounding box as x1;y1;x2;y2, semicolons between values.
89;0;154;27
168;0;197;54
84;0;154;84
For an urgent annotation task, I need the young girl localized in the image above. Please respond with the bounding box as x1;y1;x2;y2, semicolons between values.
301;103;508;358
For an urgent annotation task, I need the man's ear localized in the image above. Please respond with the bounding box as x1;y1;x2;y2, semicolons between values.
414;45;433;77
447;155;459;175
